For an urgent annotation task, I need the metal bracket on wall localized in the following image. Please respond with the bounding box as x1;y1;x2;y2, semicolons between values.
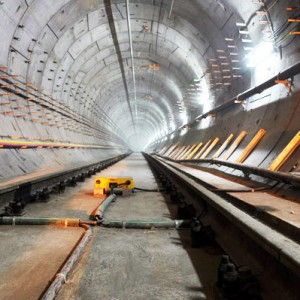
268;130;300;171
275;80;292;92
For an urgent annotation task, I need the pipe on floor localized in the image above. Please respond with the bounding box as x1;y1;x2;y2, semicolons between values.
134;187;160;192
0;216;80;227
102;219;190;229
41;223;92;300
94;194;117;221
94;194;187;229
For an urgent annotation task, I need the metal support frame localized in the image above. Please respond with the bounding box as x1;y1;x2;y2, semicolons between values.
157;154;300;186
164;60;300;135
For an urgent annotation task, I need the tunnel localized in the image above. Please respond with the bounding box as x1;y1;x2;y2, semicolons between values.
0;1;299;299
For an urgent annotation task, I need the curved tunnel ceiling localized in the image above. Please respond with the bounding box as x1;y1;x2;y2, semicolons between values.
1;0;298;150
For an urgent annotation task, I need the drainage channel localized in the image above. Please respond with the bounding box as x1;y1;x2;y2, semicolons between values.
143;153;300;300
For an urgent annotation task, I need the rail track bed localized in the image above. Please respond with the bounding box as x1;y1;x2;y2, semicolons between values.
0;153;299;300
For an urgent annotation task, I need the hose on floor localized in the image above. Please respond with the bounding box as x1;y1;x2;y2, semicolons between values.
134;187;161;192
101;219;190;229
94;194;190;229
94;194;117;222
0;216;97;227
0;216;80;226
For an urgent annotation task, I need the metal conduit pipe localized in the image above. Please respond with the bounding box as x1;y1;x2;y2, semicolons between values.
94;188;188;229
41;224;93;300
157;155;300;186
94;194;117;221
0;216;81;227
102;219;190;229
183;158;300;186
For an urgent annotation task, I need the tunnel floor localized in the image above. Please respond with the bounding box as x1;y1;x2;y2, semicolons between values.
57;153;221;300
0;226;85;300
0;153;222;300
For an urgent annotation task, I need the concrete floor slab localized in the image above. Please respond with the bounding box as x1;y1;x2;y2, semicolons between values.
58;228;219;300
0;153;222;300
56;153;221;299
0;226;85;300
24;176;105;220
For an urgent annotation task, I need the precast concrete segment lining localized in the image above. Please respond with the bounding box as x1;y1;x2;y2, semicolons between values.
22;14;204;80
39;31;207;138
1;0;251;146
104;106;160;136
1;0;299;175
88;62;196;104
83;75;185;136
48;24;207;87
90;70;185;115
45;41;192;139
80;63;186;117
70;42;193;94
156;88;300;175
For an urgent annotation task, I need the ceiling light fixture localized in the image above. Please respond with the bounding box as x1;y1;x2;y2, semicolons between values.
246;41;274;67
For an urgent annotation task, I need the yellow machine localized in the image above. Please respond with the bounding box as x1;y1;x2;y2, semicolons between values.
94;177;134;195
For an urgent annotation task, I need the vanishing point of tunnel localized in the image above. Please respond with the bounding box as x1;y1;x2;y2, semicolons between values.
0;1;300;300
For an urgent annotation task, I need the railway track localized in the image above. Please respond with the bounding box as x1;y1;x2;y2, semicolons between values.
0;153;129;216
144;153;300;300
0;152;299;299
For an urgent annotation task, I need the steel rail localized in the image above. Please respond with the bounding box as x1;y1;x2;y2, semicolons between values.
147;154;300;279
155;154;300;186
0;154;129;214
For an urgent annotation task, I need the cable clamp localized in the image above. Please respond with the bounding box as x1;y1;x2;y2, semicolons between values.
12;216;16;226
234;94;243;104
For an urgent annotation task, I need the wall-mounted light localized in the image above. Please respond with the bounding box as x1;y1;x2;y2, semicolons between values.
246;41;274;67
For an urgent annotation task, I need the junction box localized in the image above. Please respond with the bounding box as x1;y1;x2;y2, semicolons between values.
94;177;134;195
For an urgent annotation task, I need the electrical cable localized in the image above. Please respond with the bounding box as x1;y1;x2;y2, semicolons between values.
272;12;300;44
266;0;279;12
280;34;297;48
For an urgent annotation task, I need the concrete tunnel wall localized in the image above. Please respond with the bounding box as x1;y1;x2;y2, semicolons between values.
0;0;299;179
153;86;300;175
